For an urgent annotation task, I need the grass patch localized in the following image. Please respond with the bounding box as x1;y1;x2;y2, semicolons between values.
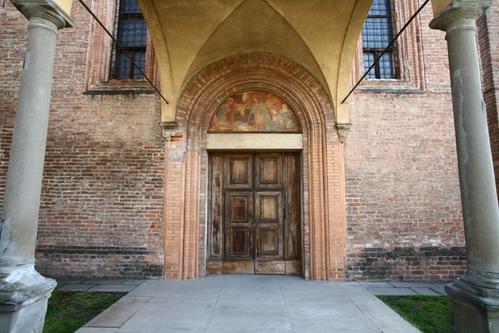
43;291;125;333
378;295;453;333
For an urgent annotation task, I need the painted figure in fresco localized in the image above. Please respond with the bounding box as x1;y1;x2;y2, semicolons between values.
255;96;274;130
209;90;301;133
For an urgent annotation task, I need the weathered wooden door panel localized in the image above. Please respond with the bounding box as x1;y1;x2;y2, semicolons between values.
255;192;282;222
225;191;253;258
255;227;280;257
255;191;283;259
227;227;252;257
255;154;282;190
208;152;301;275
225;154;253;189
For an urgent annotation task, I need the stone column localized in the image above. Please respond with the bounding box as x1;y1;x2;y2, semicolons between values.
430;1;499;332
0;2;72;332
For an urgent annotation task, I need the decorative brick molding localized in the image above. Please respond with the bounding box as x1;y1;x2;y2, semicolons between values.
162;52;347;280
352;0;426;92
82;0;157;94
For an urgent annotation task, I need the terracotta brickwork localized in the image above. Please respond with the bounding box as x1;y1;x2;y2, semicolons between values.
3;0;498;280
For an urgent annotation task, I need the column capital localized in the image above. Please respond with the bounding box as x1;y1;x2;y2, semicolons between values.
10;0;74;29
336;123;351;144
430;0;491;31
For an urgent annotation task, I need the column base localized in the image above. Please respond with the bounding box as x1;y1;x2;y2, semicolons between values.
0;264;56;333
447;270;499;333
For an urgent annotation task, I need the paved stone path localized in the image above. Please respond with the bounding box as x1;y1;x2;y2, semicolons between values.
63;275;437;333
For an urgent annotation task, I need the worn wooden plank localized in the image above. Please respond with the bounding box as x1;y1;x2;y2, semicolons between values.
207;261;223;274
285;153;301;260
209;154;224;258
285;260;302;275
255;261;286;274
223;261;254;274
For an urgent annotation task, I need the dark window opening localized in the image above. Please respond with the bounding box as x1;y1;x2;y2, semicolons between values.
362;0;398;80
112;0;147;80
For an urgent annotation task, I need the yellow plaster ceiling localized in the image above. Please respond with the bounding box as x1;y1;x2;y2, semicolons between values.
185;0;328;91
54;0;73;15
138;0;372;123
431;0;453;15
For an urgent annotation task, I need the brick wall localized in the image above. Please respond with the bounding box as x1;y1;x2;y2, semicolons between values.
346;91;466;280
0;2;165;278
345;4;467;281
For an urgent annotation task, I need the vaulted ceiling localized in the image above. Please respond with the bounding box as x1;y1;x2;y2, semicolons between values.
137;0;372;123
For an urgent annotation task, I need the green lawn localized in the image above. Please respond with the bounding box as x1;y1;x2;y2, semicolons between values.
378;295;453;333
43;291;125;333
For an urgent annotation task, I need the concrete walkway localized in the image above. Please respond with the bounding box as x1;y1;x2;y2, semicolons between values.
71;275;427;333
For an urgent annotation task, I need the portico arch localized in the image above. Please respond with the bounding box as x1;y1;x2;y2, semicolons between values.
162;52;347;280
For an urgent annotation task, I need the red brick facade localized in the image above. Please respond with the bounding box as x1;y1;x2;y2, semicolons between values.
1;0;497;280
345;4;473;280
1;2;165;278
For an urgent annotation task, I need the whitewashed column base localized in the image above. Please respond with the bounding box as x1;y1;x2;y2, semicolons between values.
0;265;56;333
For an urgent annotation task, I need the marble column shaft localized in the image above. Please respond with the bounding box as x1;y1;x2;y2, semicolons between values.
431;1;499;331
1;17;59;266
444;16;499;275
0;2;72;331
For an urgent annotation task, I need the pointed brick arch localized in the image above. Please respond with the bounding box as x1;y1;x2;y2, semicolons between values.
162;52;347;280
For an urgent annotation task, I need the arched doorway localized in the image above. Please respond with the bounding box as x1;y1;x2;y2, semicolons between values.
163;52;347;280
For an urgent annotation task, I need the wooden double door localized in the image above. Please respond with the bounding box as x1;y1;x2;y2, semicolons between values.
207;152;302;275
